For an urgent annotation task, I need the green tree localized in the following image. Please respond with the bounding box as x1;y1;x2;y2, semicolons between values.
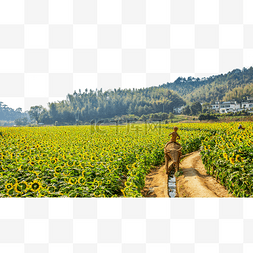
190;102;202;115
14;117;28;126
168;112;174;119
182;105;191;115
28;106;43;123
38;109;51;124
48;103;58;120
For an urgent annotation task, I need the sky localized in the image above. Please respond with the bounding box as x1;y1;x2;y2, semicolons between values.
1;0;253;112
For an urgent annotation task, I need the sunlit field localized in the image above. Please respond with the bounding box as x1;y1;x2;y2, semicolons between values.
0;121;252;197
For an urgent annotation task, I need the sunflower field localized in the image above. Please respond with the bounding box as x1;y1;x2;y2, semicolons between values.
199;122;253;197
169;121;253;197
0;123;206;198
1;121;251;197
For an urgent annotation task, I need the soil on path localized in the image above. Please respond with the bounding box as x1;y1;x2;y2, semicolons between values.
177;151;233;198
141;164;169;198
142;151;233;198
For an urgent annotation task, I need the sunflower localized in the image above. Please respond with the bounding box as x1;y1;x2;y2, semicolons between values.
54;166;63;174
121;189;126;197
6;188;14;197
20;181;29;190
7;177;18;186
125;181;131;187
78;177;86;185
69;177;77;184
27;165;34;173
229;157;235;165
48;185;56;194
41;183;47;188
18;164;23;171
33;171;39;176
38;160;44;165
79;162;85;169
67;161;75;166
63;168;69;176
29;161;35;166
223;153;228;160
5;183;13;190
30;180;42;192
38;190;46;197
14;183;21;193
14;181;29;193
235;155;241;162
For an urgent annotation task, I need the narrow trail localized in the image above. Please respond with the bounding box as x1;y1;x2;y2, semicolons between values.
142;151;233;198
141;163;169;198
177;151;233;198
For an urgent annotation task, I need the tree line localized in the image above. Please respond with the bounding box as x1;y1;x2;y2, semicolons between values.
28;87;186;124
0;102;28;123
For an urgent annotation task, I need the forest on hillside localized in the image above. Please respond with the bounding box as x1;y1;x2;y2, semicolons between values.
160;67;253;103
28;88;185;124
223;82;253;102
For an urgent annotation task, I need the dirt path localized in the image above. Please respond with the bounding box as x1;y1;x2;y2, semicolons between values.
141;164;169;198
142;151;233;198
177;151;233;198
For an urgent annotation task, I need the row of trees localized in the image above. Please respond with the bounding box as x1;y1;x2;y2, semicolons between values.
28;88;186;124
198;110;252;121
0;102;28;121
111;112;174;123
181;102;202;116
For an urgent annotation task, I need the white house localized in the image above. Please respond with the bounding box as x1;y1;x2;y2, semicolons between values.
211;101;220;112
219;101;240;114
174;105;185;114
241;97;253;110
211;97;253;113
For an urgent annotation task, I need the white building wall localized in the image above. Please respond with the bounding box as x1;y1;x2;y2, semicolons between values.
241;102;253;109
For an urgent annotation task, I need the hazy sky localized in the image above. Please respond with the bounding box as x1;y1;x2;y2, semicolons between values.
1;0;252;112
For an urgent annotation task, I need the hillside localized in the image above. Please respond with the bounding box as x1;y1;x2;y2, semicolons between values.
160;67;253;104
31;87;186;124
223;82;253;102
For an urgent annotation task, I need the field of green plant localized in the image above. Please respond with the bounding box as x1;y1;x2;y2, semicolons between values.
169;121;253;197
1;121;252;197
200;122;253;197
0;123;206;197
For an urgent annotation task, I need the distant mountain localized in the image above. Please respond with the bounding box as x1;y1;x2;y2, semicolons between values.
159;67;253;104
